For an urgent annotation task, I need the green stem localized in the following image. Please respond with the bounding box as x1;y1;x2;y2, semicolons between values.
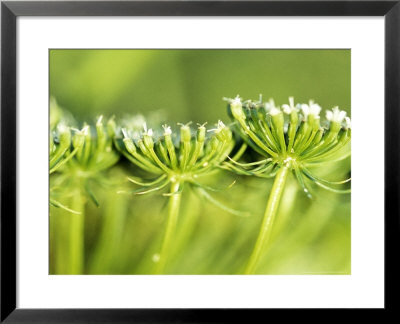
155;181;182;274
244;165;289;274
231;142;248;161
51;198;71;274
89;191;127;274
68;189;85;274
170;191;200;271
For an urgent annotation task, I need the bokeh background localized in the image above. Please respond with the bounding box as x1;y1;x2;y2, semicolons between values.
50;49;351;274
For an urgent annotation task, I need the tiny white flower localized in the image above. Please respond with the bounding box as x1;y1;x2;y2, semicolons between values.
269;105;281;116
177;121;192;130
301;100;321;120
208;120;226;133
70;125;89;136
217;120;225;129
264;98;276;113
121;128;129;139
344;116;351;129
197;122;207;129
80;125;90;135
223;95;242;107
282;97;298;115
223;95;245;120
162;124;172;136
266;99;281;116
96;115;103;125
326;106;347;123
143;122;153;137
309;101;321;116
57;123;69;134
282;105;292;115
231;95;242;106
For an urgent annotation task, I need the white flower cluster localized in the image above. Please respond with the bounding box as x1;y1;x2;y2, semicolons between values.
226;95;351;130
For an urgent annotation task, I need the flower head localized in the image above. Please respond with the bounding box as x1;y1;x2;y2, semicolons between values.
224;95;351;197
50;114;119;207
115;119;236;197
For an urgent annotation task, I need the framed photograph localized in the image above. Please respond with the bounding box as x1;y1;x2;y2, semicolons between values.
1;0;399;321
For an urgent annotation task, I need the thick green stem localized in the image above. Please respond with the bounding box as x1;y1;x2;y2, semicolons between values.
245;166;289;274
155;181;182;274
68;190;85;274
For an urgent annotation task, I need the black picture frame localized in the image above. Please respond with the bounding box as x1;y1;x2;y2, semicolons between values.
1;0;399;322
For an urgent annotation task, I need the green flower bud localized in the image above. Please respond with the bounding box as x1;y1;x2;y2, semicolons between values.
212;120;230;142
122;129;137;155
123;138;137;155
137;139;149;156
143;134;154;150
58;125;71;146
270;108;284;131
180;124;191;143
210;136;219;150
96;115;106;150
72;126;86;150
229;96;246;121
197;124;206;142
312;117;320;131
107;117;116;138
290;109;299;125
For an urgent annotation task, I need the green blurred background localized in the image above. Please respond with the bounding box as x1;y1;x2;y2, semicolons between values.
50;49;351;275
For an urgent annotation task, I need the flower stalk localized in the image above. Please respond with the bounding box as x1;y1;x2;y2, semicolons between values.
155;181;182;274
68;187;85;274
244;165;289;274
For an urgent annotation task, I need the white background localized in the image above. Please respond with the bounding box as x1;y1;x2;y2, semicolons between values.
17;17;384;308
